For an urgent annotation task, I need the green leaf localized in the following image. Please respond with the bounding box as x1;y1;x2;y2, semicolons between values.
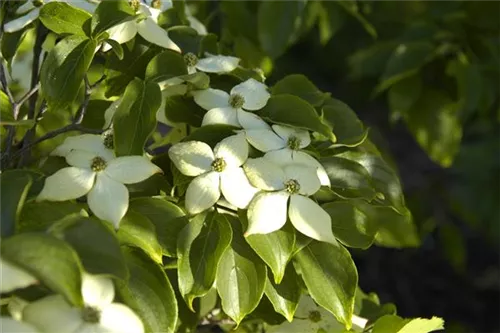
321;98;368;147
403;90;462;168
19;201;87;233
91;0;135;37
113;78;162;156
40;35;96;107
128;197;186;257
242;211;295;284
272;74;329;107
257;1;303;58
258;94;335;141
1;28;30;68
39;2;91;36
1;233;83;306
216;214;267;324
264;265;301;322
372;315;444;333
322;201;377;249
177;212;232;309
167;26;202;54
178;72;210;90
183;124;239;148
335;0;377;38
117;211;164;264
337;151;406;213
105;39;124;60
0;170;33;237
320;156;376;200
388;74;422;120
163;95;205;127
145;50;188;83
117;247;178;333
60;217;128;280
375;42;436;93
348;42;398;80
294;241;357;328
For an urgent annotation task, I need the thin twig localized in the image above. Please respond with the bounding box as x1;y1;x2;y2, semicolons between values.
0;65;15;104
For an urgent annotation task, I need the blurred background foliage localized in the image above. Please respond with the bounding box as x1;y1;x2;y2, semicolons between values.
182;0;499;332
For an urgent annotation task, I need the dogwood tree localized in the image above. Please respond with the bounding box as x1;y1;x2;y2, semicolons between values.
1;1;444;332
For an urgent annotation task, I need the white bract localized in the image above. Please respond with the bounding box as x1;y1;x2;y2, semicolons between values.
184;52;240;75
23;274;144;333
267;295;365;333
243;158;337;244
37;134;161;228
0;317;40;333
0;257;37;293
4;0;96;33
102;1;180;53
192;78;271;129
168;134;259;214
245;124;330;186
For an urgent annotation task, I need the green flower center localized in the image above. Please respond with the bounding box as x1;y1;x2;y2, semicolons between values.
32;0;44;7
287;136;301;150
91;157;107;172
284;179;300;194
211;158;227;173
229;93;245;109
129;0;140;12
103;133;114;149
151;0;161;9
184;52;198;67
81;306;101;324
308;310;322;323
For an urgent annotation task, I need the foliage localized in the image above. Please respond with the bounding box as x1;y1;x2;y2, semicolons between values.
0;1;451;332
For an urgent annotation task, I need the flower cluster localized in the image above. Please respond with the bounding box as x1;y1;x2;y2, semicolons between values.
37;134;162;228
169;80;337;244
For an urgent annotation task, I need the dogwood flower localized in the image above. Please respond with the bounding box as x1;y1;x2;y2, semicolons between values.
267;295;366;333
4;0;96;33
168;134;259;214
37;135;161;228
102;0;180;53
23;274;144;333
0;257;37;293
183;52;240;74
192;78;270;128
243;158;336;244
244;124;331;186
0;317;40;333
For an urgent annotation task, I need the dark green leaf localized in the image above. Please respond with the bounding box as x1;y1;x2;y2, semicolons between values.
19;201;87;233
348;42;398;79
60;217;128;280
105;39;124;60
258;94;335;141
1;28;30;67
388;74;422;119
117;247;178;333
272;74;329;107
216;214;267;324
336;0;376;38
320;156;376;200
183;124;239;148
322;201;377;249
167;26;202;54
128;197;186;257
1;233;83;306
145;50;188;83
163;95;205;127
0;170;33;237
257;1;303;58
40;35;96;107
264;265;301;322
117;211;163;264
294;241;357;328
177;212;232;309
321;98;368;147
91;0;135;37
113;78;162;156
39;2;91;35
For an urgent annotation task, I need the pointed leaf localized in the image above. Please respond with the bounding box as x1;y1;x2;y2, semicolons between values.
145;50;188;82
39;2;91;35
321;98;368;147
91;0;135;37
0;170;33;237
264;265;301;322
272;74;328;107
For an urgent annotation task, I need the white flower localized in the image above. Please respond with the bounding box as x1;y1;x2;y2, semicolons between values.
168;134;259;214
37;135;162;228
0;257;37;293
267;295;350;333
23;274;144;333
0;317;40;333
245;124;330;186
192;78;271;129
243;158;336;244
4;0;96;33
183;52;240;75
184;4;207;35
102;1;180;53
